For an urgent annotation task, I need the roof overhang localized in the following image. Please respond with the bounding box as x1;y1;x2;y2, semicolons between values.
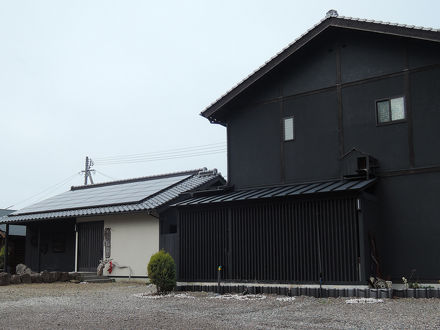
201;15;440;124
176;178;376;206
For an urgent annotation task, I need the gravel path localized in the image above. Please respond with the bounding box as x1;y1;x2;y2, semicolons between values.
0;282;439;329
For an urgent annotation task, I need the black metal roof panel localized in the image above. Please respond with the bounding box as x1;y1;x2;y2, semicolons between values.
2;169;223;223
175;178;376;206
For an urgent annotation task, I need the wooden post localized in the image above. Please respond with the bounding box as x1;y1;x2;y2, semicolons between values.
217;265;222;290
37;225;41;273
4;224;9;273
75;224;78;272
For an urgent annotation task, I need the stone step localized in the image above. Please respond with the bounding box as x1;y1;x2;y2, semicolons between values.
82;278;115;283
78;273;114;283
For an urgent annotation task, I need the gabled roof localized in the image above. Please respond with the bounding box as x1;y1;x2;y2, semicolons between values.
201;11;440;123
2;169;224;223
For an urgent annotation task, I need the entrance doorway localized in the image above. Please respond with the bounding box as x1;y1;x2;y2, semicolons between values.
77;221;103;272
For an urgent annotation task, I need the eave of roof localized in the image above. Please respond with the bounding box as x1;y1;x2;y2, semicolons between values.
175;178;376;206
201;14;440;123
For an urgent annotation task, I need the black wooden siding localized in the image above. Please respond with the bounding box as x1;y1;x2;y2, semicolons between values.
179;196;360;283
25;220;76;272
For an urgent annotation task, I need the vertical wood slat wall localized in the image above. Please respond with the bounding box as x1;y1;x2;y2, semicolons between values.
179;196;359;283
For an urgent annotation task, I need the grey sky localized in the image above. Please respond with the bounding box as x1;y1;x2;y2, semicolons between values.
1;0;438;210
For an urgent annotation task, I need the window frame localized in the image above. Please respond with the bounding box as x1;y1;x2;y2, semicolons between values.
283;116;295;142
375;95;406;126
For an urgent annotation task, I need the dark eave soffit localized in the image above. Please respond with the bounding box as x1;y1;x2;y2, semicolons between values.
201;16;440;123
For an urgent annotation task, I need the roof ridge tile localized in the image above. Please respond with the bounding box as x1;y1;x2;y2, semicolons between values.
70;168;204;191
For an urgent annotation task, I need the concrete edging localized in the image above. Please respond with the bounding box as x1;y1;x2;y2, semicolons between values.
177;284;440;299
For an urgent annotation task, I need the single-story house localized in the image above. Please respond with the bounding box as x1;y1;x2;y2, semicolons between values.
1;168;224;278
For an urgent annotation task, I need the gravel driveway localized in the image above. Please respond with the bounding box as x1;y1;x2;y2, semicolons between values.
0;282;439;329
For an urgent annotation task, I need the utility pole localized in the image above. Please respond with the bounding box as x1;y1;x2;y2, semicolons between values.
81;156;95;185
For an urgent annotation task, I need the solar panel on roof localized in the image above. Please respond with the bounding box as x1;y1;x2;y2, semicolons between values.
1;172;221;223
15;174;191;214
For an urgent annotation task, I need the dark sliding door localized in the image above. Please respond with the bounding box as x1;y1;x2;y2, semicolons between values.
77;221;104;272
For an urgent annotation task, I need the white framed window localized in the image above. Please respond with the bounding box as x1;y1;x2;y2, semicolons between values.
376;96;405;124
283;116;294;141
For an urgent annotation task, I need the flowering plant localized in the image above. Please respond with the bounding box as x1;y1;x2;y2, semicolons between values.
402;276;408;289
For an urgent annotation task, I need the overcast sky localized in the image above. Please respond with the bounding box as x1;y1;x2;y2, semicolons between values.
1;0;438;210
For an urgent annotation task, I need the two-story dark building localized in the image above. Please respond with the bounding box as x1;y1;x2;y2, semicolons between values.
173;11;440;285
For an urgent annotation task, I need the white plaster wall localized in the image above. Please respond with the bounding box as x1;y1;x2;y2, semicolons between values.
77;213;159;277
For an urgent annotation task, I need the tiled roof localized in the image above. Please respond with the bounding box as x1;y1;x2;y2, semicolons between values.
334;15;439;32
202;11;440;122
2;169;223;223
0;209;14;218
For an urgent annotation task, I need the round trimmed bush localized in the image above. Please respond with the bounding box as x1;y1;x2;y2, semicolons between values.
147;250;176;293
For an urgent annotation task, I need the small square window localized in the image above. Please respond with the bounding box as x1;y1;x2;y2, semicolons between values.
284;117;294;141
376;96;405;124
377;101;390;123
390;97;405;121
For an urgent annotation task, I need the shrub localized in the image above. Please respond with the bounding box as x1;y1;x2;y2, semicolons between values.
147;250;176;294
0;246;4;270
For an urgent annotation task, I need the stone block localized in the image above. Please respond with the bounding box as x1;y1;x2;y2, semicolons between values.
427;288;438;298
10;274;21;284
31;274;43;283
291;287;299;296
0;272;10;286
40;270;50;283
20;273;32;284
49;272;60;282
407;289;415;298
59;272;70;282
16;264;32;276
69;272;81;281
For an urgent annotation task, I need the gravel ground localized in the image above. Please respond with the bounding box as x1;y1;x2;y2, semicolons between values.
0;282;439;329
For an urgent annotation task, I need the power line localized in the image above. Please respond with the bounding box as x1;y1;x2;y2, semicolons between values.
7;173;81;209
96;148;226;166
94;142;226;163
96;147;226;163
94;142;225;160
95;149;227;164
95;170;118;181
